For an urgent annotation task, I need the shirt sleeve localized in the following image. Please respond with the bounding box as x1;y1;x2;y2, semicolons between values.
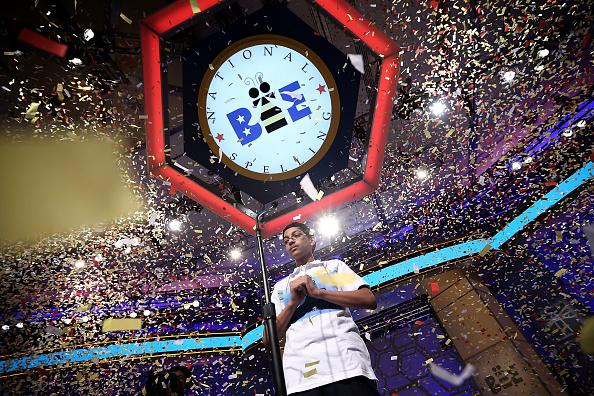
336;260;369;292
270;281;286;315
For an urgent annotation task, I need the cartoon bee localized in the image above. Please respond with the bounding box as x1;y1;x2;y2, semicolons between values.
245;72;288;133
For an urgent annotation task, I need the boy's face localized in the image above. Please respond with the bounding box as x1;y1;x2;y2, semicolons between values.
283;226;315;261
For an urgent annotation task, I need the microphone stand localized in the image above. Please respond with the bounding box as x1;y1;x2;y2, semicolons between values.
255;206;287;396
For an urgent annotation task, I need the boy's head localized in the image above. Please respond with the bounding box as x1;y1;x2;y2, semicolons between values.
282;222;316;261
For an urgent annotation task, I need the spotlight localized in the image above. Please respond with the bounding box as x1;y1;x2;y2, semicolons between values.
415;168;429;180
143;309;151;317
74;259;86;269
1;325;8;331
503;70;516;82
318;216;340;237
230;248;242;260
429;101;447;116
168;219;182;232
511;161;522;170
192;300;200;308
83;29;94;41
16;322;23;329
537;48;549;58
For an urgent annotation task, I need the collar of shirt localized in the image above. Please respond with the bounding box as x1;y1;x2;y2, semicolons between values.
289;259;323;277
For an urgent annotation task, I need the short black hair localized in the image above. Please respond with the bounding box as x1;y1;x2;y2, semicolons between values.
282;222;313;237
282;222;316;252
169;365;192;378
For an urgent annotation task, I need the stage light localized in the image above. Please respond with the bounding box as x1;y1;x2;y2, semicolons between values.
429;100;447;116
74;259;86;269
230;248;242;260
511;161;522;170
1;325;8;331
129;312;138;318
83;29;94;41
318;215;340;237
415;168;429;180
16;322;23;329
168;218;182;232
192;300;200;308
537;48;549;58
503;70;516;82
143;309;151;316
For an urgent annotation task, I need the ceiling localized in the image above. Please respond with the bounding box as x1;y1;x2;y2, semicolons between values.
0;0;592;358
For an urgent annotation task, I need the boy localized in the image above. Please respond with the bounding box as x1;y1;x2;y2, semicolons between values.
263;222;380;395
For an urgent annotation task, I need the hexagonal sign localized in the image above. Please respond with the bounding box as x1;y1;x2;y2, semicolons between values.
141;0;400;238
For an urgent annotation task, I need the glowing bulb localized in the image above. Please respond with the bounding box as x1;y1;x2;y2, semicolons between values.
1;325;9;331
429;101;447;116
192;300;199;308
503;70;516;82
230;248;242;260
415;169;429;180
318;216;340;237
168;219;182;232
16;322;23;329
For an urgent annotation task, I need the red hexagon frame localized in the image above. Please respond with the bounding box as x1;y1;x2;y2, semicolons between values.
141;0;400;238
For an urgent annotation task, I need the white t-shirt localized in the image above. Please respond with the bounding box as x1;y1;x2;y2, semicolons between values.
270;259;377;394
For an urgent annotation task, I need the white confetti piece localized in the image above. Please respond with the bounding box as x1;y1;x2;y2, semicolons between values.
299;174;319;201
429;363;475;386
347;54;365;73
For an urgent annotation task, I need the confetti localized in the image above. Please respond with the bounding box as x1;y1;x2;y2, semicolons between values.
17;27;68;57
120;12;133;24
101;318;142;332
347;54;365;74
299;173;320;201
303;368;317;378
429;363;475;386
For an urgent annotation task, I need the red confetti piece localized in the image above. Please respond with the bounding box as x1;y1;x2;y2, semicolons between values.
431;282;440;296
17;27;68;57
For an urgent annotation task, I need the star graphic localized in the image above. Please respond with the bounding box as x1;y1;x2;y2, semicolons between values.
236;115;245;124
215;133;224;142
316;84;326;94
243;127;251;136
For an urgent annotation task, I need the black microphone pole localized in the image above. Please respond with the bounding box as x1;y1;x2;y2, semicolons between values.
255;203;287;396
